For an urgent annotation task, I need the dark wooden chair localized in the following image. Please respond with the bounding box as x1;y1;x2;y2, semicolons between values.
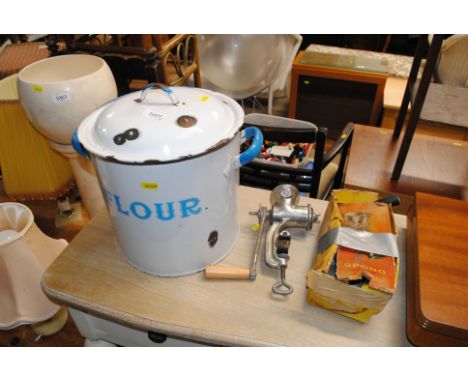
239;114;354;199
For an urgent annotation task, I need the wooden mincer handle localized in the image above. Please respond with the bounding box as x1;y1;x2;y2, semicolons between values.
204;265;250;279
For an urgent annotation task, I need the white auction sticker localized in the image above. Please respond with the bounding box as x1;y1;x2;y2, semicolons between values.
52;92;71;104
148;111;166;120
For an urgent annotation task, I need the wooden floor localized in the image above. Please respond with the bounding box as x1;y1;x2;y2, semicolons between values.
0;314;84;347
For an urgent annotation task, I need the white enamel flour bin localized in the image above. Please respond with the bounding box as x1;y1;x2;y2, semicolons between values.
73;84;262;276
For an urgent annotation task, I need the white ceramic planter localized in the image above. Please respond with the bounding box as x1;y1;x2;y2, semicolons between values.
17;54;117;145
17;55;118;217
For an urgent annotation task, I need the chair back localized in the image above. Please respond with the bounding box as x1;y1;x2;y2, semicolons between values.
240;114;325;198
240;114;354;199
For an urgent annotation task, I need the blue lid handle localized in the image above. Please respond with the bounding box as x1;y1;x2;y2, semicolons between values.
227;126;263;175
137;83;179;105
72;130;90;159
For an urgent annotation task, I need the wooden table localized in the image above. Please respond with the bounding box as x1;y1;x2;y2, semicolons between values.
383;77;408;111
407;193;468;346
344;125;468;214
42;186;409;346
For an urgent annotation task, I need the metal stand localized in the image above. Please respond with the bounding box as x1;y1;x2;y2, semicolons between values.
239;94;267;114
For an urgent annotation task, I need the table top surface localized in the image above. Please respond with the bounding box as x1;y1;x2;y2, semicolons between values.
297;50;388;75
383;77;407;110
345;125;468;201
42;186;409;347
414;192;468;335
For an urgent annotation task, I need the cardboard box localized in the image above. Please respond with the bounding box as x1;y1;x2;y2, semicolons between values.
306;189;399;323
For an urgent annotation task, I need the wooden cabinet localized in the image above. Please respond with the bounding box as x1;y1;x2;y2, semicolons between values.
289;51;387;139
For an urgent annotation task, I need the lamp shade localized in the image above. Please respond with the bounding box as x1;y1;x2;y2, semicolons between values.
0;202;67;329
198;35;283;100
0;74;73;200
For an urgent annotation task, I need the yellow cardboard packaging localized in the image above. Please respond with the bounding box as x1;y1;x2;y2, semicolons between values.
306;189;399;323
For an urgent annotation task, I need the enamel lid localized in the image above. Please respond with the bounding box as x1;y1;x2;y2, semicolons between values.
77;86;244;163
